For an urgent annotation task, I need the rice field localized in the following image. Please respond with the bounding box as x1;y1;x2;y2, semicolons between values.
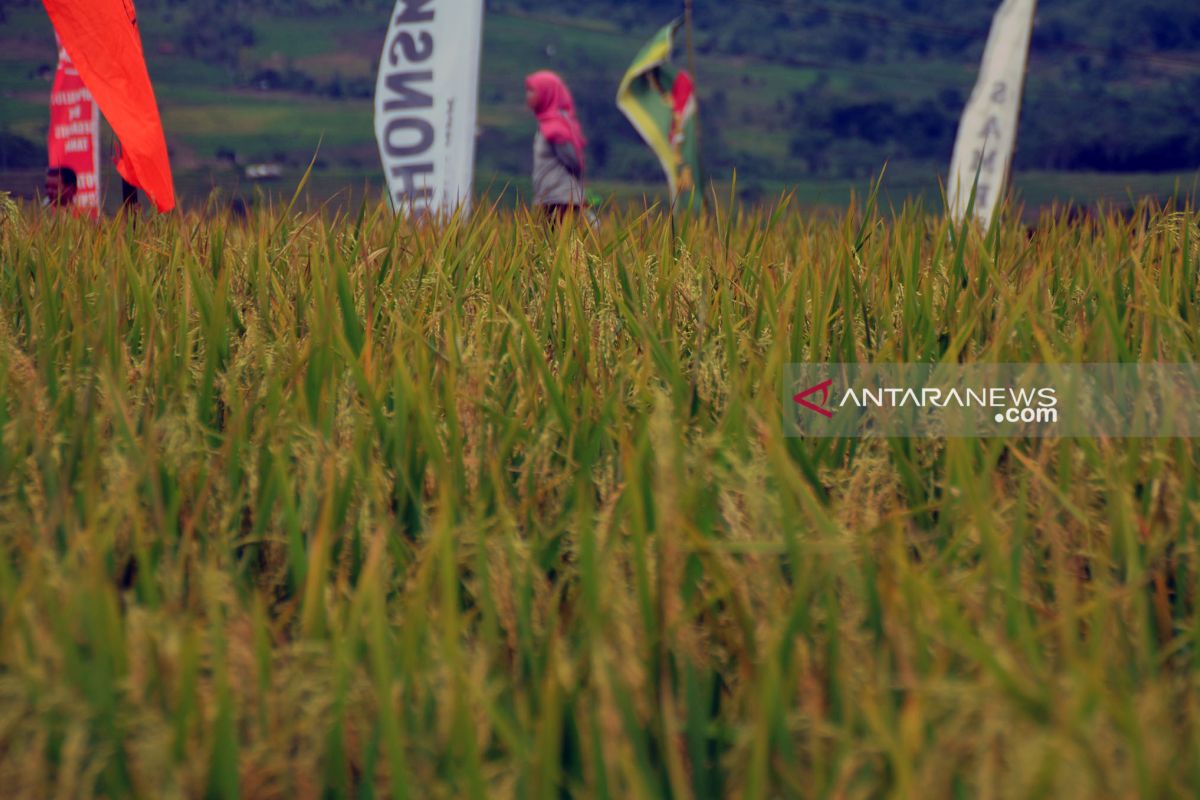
0;189;1198;798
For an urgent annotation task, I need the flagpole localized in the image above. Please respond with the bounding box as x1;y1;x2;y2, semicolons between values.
683;0;704;210
683;0;697;88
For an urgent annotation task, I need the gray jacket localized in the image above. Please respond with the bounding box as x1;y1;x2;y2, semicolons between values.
532;132;585;206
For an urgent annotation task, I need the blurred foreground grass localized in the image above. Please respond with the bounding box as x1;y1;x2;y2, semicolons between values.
0;194;1198;798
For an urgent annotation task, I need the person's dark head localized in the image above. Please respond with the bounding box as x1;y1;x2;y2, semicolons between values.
45;166;78;207
229;196;249;223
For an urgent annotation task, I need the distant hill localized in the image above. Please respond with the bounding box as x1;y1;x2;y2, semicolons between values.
2;0;1198;211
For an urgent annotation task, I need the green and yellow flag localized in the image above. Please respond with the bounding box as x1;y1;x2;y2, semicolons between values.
616;19;702;212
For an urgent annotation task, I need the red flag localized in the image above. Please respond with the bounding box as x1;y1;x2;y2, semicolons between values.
48;37;102;218
41;0;176;213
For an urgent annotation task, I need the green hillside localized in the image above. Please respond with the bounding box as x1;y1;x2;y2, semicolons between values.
2;0;1199;212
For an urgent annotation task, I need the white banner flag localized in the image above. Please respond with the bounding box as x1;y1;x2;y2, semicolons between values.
375;0;483;217
947;0;1037;226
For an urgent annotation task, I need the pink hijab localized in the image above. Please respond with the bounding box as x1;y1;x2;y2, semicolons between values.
526;70;587;172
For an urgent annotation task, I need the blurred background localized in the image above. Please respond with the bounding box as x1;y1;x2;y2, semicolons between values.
2;0;1199;216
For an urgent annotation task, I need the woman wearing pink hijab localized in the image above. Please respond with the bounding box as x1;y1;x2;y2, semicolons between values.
525;70;588;222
